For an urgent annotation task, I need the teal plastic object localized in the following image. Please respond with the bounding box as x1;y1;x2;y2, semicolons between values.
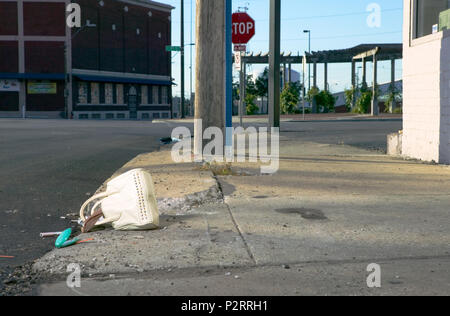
55;228;79;249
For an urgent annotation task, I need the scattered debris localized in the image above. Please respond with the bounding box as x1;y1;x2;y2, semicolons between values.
40;232;62;238
54;228;93;249
160;137;181;145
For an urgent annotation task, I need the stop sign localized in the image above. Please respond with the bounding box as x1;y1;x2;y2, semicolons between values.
232;12;255;44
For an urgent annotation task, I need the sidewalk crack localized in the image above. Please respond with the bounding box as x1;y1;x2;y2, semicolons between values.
214;175;257;265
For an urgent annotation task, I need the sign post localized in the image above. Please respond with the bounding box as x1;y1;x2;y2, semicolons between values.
225;0;233;158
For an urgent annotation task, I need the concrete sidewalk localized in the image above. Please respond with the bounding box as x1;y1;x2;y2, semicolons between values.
33;136;450;296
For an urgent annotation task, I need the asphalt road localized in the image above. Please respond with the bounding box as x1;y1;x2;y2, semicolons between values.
0;119;174;271
0;118;402;294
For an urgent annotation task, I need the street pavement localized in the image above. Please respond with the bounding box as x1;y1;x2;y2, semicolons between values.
28;117;450;296
0;119;177;293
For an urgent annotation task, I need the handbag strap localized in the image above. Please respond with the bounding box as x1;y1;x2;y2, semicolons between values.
82;209;105;233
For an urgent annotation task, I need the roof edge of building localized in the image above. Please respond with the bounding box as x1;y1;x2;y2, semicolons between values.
117;0;175;12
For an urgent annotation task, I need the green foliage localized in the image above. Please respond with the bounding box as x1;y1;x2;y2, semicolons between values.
245;75;258;96
315;90;336;113
245;94;259;115
306;87;319;103
281;82;301;114
255;68;269;99
344;87;355;112
306;87;335;113
393;107;403;114
385;84;403;113
353;90;373;114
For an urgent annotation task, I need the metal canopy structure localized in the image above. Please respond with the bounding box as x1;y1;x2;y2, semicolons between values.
237;43;403;115
305;43;402;63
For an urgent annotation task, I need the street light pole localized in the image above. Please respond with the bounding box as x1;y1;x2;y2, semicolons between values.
303;30;311;92
190;0;193;116
181;0;185;119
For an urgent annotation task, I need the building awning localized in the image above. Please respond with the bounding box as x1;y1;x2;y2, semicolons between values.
74;74;173;86
0;73;65;80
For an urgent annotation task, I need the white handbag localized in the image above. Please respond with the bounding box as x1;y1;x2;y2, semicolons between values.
79;169;159;231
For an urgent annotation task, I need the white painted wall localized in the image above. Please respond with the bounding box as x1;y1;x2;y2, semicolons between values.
402;0;450;164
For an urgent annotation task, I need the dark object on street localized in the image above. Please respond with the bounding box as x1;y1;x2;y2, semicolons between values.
276;208;328;220
160;137;181;145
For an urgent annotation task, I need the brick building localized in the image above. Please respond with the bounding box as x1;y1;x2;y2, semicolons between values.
0;0;173;120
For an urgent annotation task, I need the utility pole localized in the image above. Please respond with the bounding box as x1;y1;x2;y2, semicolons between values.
269;0;281;128
181;0;185;118
194;0;225;158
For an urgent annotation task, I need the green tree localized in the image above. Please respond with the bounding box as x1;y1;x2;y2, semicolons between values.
245;94;259;115
255;68;269;112
353;90;373;114
281;82;301;114
246;74;258;96
344;87;356;112
385;84;402;113
315;90;336;113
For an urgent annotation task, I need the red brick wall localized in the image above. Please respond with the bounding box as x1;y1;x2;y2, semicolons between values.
72;0;171;76
23;2;66;36
25;41;64;73
0;41;19;73
0;2;18;35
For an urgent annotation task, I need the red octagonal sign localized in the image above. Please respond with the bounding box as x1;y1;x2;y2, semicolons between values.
232;12;255;44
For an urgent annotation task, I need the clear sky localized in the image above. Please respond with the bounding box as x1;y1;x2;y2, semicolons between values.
159;0;404;97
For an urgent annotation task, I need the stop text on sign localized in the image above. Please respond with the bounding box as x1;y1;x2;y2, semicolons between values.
232;12;255;44
233;22;254;35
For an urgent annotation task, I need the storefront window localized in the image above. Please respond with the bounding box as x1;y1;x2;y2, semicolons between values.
105;83;113;104
78;82;88;104
91;83;99;104
116;84;124;104
161;86;168;104
152;86;159;104
141;85;148;104
415;0;450;38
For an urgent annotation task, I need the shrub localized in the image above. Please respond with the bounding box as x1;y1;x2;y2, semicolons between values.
281;82;301;114
353;91;373;114
245;94;259;115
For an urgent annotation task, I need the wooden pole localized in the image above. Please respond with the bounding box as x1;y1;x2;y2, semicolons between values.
194;0;225;157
